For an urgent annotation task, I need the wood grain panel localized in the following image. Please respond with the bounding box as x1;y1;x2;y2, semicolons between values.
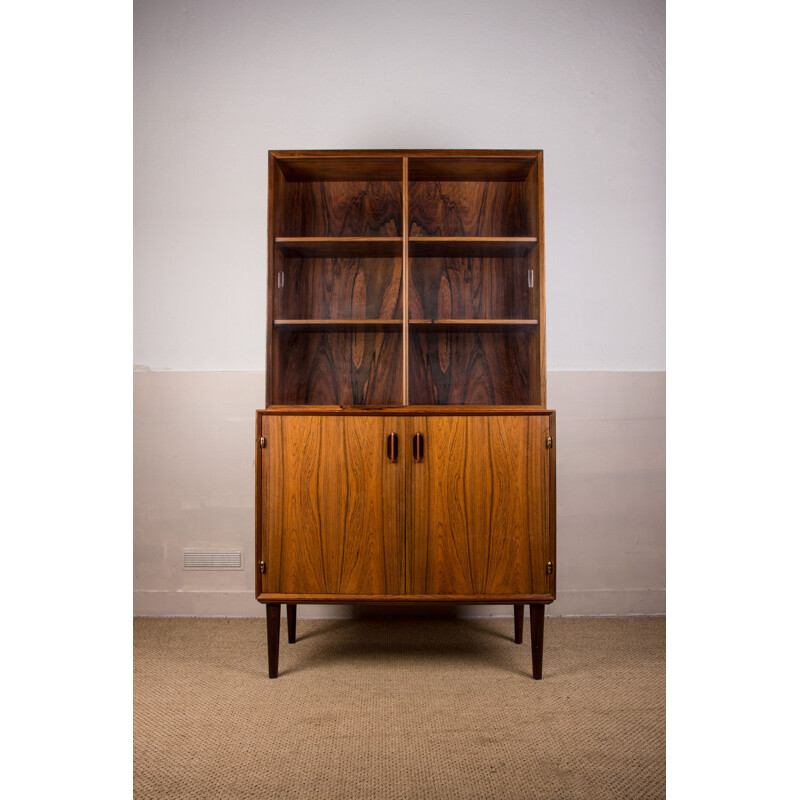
402;157;409;405
408;156;536;181
409;255;532;320
260;407;555;416
535;152;547;407
280;180;402;237
275;238;402;257
266;154;283;405
273;329;402;405
272;149;540;161
255;413;265;597
528;415;551;595
409;320;538;331
408;237;537;257
408;415;549;595
276;156;403;181
257;593;555;603
275;255;402;320
274;321;402;331
408;181;530;237
546;412;556;598
262;415;405;594
409;330;532;405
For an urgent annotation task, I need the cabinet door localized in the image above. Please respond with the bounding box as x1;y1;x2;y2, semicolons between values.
408;415;552;596
261;415;405;595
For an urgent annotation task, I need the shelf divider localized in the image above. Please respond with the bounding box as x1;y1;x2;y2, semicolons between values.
409;237;537;257
409;319;539;332
274;319;402;332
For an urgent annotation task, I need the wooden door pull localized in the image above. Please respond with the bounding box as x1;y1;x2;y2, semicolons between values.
387;432;398;462
412;432;424;462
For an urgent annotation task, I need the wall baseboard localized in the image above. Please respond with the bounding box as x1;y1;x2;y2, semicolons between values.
549;588;665;616
133;589;665;618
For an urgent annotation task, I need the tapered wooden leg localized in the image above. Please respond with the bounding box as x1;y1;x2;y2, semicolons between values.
514;605;524;644
287;604;297;643
529;604;544;680
266;604;281;678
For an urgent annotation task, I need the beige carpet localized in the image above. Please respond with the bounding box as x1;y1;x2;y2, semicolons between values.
134;616;665;799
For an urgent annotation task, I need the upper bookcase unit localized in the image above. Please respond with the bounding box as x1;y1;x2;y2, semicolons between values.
266;150;546;407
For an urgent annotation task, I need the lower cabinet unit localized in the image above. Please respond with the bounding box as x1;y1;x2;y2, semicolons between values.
255;409;556;678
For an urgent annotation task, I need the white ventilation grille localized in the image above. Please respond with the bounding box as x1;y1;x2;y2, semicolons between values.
183;550;243;570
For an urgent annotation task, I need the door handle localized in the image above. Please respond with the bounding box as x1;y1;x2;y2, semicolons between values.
387;432;398;462
412;432;424;462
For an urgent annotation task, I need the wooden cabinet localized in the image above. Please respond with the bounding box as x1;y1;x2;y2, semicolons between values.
256;150;555;679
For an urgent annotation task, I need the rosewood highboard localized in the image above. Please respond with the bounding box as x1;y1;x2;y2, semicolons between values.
255;150;556;678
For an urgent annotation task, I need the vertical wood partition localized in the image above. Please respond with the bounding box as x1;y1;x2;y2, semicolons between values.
402;156;409;405
535;153;547;407
265;154;276;406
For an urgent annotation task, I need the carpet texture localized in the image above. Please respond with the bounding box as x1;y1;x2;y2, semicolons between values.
134;616;665;799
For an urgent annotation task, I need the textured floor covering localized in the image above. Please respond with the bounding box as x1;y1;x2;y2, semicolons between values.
134;616;665;799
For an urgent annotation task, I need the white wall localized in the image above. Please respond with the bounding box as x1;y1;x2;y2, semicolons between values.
133;0;665;617
134;0;664;372
134;370;664;617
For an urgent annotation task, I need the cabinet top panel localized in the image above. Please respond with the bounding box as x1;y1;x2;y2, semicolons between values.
270;149;542;158
271;150;541;182
258;407;555;417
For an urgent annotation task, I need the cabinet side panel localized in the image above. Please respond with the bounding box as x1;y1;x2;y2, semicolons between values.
528;415;551;594
547;411;556;598
256;413;264;598
262;414;279;590
267;157;285;406
535;154;546;406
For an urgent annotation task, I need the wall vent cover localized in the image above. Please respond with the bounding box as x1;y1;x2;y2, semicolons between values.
183;550;243;570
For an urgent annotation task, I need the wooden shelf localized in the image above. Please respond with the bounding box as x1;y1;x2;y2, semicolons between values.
274;319;402;331
409;237;537;257
276;319;537;331
409;319;539;331
408;155;537;181
275;155;404;181
276;237;535;257
275;237;402;257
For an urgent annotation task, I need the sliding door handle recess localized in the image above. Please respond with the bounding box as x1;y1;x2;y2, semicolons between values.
387;432;398;462
412;432;424;462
